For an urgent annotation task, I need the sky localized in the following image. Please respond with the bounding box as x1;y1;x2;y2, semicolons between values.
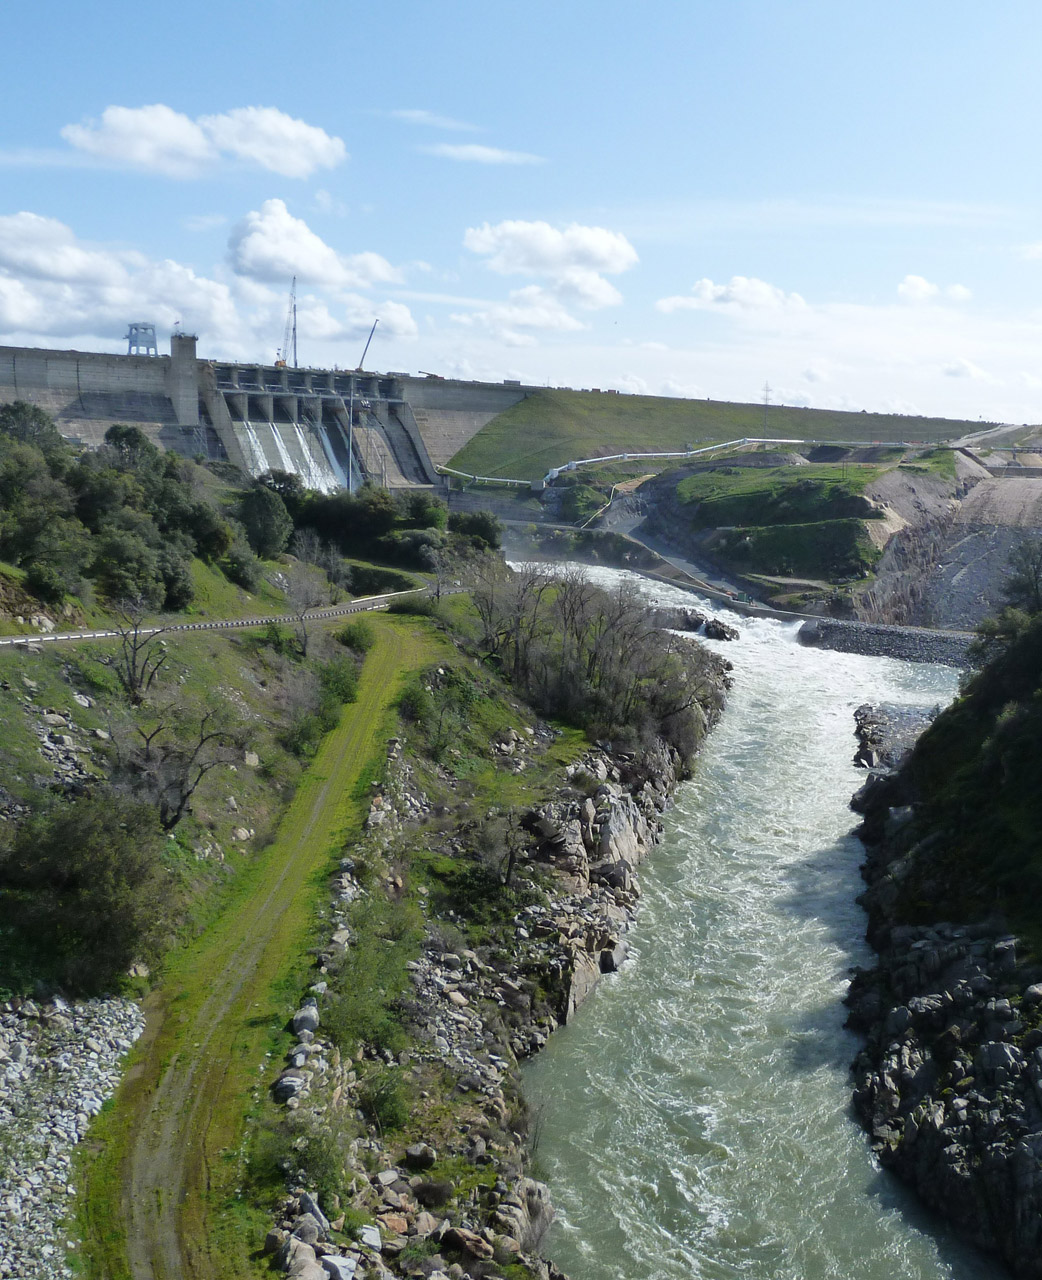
4;0;1042;423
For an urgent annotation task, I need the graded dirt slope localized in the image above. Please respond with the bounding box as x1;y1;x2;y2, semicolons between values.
79;618;432;1280
957;478;1042;526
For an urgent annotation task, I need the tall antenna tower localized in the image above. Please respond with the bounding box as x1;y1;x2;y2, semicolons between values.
762;380;771;434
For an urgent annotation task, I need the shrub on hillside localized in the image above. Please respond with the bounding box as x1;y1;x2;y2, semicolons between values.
336;618;376;653
386;593;435;616
0;793;175;993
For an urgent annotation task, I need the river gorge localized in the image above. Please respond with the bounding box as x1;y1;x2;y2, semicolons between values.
524;569;996;1280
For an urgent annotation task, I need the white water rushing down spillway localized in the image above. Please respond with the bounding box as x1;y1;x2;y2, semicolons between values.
522;567;995;1280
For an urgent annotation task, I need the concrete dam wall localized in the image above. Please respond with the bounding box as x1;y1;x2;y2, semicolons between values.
0;338;536;492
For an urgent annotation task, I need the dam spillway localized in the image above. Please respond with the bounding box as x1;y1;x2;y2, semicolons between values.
0;335;537;492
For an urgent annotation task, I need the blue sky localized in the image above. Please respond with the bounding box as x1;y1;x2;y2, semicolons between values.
4;0;1042;422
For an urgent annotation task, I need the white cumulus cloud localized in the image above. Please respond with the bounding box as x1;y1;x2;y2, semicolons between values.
452;285;585;346
657;275;806;313
897;275;972;303
0;211;136;283
465;220;637;279
942;357;989;380
0;212;241;341
228;199;400;289
897;274;939;302
61;104;346;178
62;104;214;178
463;220;637;322
0;208;417;357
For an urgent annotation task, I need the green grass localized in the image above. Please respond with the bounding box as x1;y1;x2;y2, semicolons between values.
709;518;881;579
184;558;288;618
674;464;883;528
898;446;958;479
449;388;987;481
74;615;442;1280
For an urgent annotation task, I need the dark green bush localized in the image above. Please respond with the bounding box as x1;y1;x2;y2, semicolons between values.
336;618;376;653
222;536;262;591
386;594;435;616
319;655;359;704
0;792;175;993
349;565;418;596
357;1067;411;1133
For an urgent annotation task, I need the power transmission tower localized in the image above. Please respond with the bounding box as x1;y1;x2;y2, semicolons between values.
762;380;771;434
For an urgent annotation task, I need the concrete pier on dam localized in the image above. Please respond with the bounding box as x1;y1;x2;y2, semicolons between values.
0;335;537;493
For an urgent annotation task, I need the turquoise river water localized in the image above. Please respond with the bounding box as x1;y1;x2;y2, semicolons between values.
523;568;997;1280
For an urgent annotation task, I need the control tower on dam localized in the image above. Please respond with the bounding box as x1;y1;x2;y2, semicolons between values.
0;335;537;492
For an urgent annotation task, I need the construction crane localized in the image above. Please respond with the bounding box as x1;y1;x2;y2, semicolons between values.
275;277;297;367
356;318;378;371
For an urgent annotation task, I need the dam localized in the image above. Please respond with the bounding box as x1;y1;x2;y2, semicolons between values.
0;334;537;492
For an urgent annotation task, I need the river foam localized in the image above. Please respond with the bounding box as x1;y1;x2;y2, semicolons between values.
523;567;995;1280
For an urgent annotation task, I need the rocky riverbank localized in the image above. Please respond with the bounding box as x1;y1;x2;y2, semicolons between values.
799;617;973;667
0;995;145;1278
846;707;1042;1279
262;691;729;1279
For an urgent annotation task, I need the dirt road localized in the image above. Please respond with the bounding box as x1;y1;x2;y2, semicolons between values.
81;620;427;1279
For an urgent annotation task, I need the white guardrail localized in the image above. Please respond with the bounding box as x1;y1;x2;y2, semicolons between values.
439;435;938;490
0;589;428;649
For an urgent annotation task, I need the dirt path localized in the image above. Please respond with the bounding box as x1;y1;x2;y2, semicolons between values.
83;621;427;1280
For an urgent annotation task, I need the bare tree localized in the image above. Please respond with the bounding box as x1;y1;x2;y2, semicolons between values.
112;598;172;704
290;527;322;565
112;703;245;830
284;558;327;657
318;540;350;604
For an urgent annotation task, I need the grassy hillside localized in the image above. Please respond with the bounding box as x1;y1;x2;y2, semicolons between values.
676;463;883;527
448;388;987;481
657;462;887;582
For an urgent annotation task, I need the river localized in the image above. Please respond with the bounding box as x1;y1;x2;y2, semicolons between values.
522;568;995;1280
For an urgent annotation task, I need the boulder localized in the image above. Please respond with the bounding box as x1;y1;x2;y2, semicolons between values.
292;1212;323;1245
703;617;740;641
441;1226;494;1260
279;1236;325;1278
273;1071;306;1101
320;1258;357;1280
403;1142;437;1170
292;1003;321;1035
298;1191;330;1238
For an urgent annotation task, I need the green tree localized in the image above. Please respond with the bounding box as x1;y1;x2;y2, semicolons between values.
0;400;64;452
186;500;233;562
1003;538;1042;616
239;484;293;558
259;468;306;518
401;490;448;530
104;423;160;472
448;508;502;550
0;793;174;992
357;484;397;536
91;528;164;607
